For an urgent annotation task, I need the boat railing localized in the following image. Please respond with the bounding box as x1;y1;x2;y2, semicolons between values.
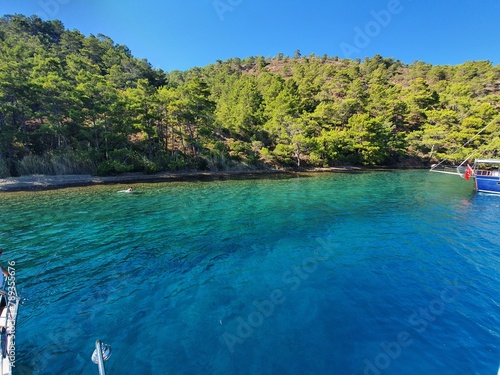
0;278;20;317
0;287;20;329
475;169;500;177
429;164;464;176
0;292;6;329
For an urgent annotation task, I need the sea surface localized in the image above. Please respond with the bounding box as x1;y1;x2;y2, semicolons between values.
0;170;498;375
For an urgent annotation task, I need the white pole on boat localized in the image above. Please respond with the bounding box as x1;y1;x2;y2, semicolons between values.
92;340;112;375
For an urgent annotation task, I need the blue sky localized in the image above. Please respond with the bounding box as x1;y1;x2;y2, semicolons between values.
2;0;499;71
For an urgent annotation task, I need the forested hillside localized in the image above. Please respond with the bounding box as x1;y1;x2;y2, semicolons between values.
1;15;499;177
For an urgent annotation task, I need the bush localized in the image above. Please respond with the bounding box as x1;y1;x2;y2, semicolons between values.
0;159;10;178
167;156;189;171
272;144;294;166
96;160;133;176
107;149;142;171
142;157;162;174
308;152;324;167
17;154;53;175
51;152;96;174
15;151;97;176
204;152;232;171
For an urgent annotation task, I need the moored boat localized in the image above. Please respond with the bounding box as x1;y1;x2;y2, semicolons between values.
431;158;500;195
429;114;500;195
470;159;500;194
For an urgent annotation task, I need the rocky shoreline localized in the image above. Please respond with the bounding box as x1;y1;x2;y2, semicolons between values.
0;168;362;192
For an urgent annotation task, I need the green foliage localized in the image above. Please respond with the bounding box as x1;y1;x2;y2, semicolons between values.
0;158;10;178
16;151;96;175
96;160;133;176
1;15;499;176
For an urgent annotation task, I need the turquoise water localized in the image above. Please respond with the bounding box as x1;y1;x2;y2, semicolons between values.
0;171;499;375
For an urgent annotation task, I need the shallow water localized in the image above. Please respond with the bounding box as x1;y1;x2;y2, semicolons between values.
0;171;498;374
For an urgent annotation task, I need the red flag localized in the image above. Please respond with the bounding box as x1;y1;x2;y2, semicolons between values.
465;165;473;180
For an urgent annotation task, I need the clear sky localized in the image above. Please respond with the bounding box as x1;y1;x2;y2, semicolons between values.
2;0;499;71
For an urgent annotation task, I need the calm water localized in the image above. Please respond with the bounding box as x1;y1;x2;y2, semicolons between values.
0;171;498;375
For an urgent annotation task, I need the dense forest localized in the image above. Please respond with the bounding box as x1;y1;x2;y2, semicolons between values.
1;14;499;177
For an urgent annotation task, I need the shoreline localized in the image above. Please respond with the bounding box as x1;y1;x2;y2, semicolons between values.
0;167;363;192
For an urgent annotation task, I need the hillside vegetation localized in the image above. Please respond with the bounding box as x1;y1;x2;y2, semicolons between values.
1;15;499;177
